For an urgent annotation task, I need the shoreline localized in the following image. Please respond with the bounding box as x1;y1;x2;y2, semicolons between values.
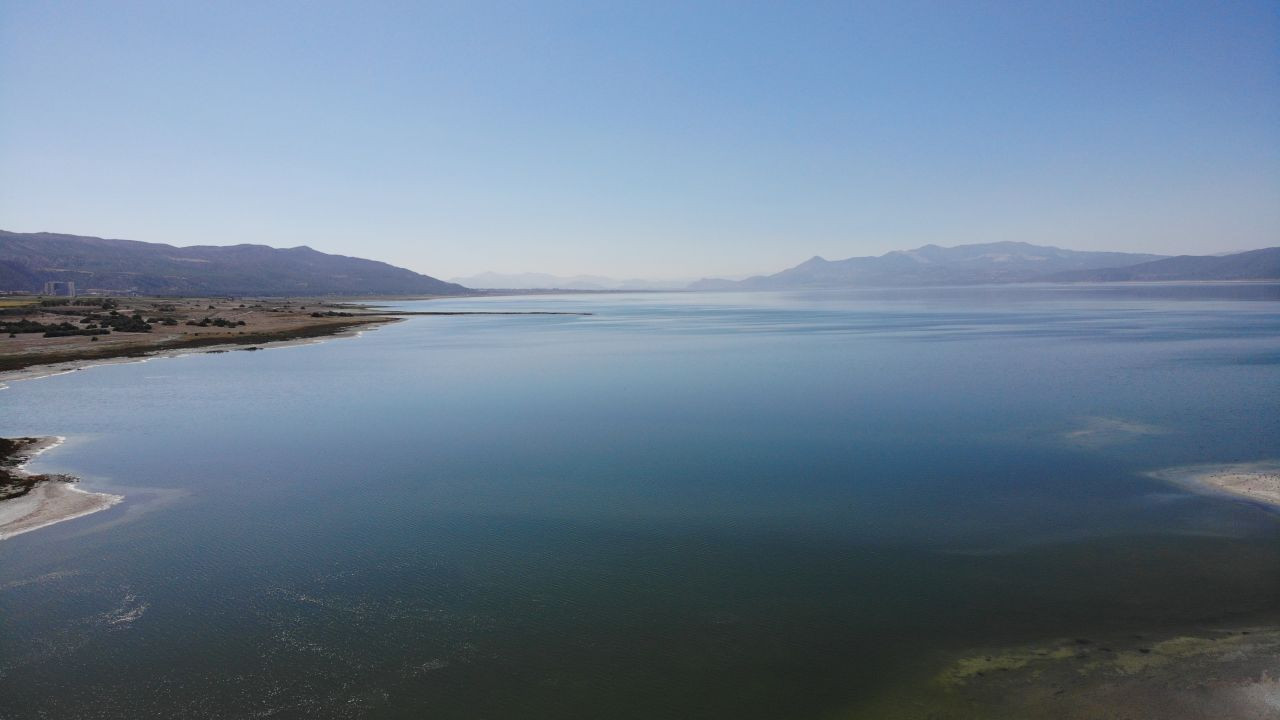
1149;461;1280;509
0;314;395;384
0;436;123;540
0;304;593;388
0;318;389;388
0;304;593;535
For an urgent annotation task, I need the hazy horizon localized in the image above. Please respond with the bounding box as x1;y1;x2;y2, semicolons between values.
2;2;1277;280
7;229;1271;286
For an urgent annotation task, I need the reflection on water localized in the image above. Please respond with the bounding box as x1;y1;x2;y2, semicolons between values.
2;285;1278;718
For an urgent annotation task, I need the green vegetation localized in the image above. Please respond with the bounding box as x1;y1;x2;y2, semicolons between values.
3;310;152;337
101;312;152;332
2;319;110;337
185;317;247;328
43;325;112;338
0;437;74;500
40;298;119;309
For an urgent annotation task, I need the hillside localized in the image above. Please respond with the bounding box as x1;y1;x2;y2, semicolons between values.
0;231;467;296
1045;247;1280;282
690;242;1168;289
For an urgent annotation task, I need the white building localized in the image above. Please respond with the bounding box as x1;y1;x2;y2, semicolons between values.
41;281;76;297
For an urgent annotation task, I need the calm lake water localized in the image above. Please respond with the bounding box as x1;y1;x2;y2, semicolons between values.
2;285;1279;718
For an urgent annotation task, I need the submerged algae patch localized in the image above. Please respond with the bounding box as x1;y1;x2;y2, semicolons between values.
1107;631;1276;675
940;628;1280;687
900;628;1280;720
936;643;1081;688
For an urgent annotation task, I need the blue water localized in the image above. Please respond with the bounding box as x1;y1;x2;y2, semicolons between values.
2;285;1279;718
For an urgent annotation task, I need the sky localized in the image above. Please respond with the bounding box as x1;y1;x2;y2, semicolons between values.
1;1;1277;280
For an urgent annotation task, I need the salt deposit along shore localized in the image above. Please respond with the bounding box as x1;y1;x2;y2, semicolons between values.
0;437;122;540
1149;461;1280;508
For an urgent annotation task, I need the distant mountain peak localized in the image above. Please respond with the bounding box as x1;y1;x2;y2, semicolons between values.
690;241;1177;290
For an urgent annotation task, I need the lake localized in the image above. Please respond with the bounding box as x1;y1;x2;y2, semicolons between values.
2;285;1279;718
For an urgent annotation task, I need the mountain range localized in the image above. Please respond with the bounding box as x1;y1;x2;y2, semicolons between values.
0;231;466;296
3;232;1276;296
690;242;1278;289
1044;247;1280;282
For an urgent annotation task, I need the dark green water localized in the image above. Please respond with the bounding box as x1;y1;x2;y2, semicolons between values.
2;286;1279;718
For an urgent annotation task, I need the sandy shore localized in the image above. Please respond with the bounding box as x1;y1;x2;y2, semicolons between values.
0;437;123;540
1149;461;1280;508
0;479;123;540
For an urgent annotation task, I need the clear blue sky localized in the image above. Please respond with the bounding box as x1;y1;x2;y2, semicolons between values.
2;1;1276;279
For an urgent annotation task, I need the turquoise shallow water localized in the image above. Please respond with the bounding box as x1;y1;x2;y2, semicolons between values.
1;285;1279;718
